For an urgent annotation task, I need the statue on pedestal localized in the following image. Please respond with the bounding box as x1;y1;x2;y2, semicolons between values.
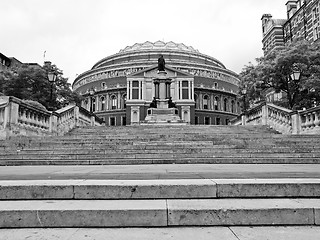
158;55;165;71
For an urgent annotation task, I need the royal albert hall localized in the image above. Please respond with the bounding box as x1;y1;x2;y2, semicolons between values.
72;41;241;126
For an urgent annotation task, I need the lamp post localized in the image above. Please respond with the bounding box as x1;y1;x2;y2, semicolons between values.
89;87;95;113
241;88;247;114
290;65;301;82
289;64;301;110
47;70;57;111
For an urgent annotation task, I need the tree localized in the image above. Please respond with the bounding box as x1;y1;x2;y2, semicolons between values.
239;41;320;110
0;63;83;110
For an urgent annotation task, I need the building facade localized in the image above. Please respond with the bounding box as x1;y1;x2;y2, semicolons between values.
262;0;320;56
0;53;23;71
72;41;241;126
261;14;287;55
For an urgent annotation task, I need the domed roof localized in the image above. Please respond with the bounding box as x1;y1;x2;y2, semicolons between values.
119;40;199;53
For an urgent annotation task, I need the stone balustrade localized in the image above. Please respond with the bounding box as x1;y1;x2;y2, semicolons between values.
299;106;320;134
238;101;320;134
0;96;103;139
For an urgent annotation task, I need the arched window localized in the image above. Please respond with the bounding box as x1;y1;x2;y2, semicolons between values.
231;100;235;113
111;95;117;110
214;96;219;111
100;96;105;111
203;95;209;109
90;97;96;113
224;98;228;112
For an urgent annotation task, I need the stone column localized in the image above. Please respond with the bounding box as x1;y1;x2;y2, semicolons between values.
118;92;121;109
106;93;109;110
154;81;160;99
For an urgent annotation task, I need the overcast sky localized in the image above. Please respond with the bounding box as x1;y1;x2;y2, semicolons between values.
1;0;289;83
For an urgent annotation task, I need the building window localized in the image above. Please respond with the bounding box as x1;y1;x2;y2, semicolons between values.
204;117;210;125
91;97;96;112
110;117;116;126
214;82;218;89
132;81;139;99
214;97;219;110
122;116;126;126
231;100;235;113
216;117;221;125
182;81;189;99
101;82;106;89
203;95;209;109
111;95;117;109
224;98;228;112
100;96;105;111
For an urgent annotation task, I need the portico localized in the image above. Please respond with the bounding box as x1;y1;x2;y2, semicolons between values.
126;65;195;124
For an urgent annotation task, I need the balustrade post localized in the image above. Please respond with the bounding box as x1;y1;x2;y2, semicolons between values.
74;106;80;127
49;113;58;135
91;116;95;126
241;114;247;125
6;100;19;127
261;104;268;125
291;111;300;134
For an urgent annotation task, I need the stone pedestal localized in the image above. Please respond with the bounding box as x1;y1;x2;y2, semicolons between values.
143;71;184;124
154;71;172;108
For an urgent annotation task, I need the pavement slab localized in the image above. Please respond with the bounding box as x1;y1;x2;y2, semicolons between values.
1;227;320;240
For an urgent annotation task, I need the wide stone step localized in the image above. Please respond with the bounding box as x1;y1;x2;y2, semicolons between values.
2;157;320;165
1;179;319;200
2;152;320;159
3;147;320;155
0;198;319;227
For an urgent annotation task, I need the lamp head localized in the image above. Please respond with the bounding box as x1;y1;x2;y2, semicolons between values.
47;71;57;83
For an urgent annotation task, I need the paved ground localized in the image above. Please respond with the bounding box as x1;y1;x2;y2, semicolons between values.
1;226;320;240
0;164;320;180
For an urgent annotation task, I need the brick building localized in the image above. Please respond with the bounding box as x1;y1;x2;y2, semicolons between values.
262;0;320;56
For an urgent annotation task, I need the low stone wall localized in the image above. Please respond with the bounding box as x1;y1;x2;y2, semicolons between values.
0;96;103;139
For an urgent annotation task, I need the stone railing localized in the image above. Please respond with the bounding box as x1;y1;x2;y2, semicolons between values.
0;96;103;139
299;106;320;134
238;101;320;134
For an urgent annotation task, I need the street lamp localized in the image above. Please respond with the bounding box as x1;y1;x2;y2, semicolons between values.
290;65;301;81
241;88;247;114
89;87;95;113
47;70;57;111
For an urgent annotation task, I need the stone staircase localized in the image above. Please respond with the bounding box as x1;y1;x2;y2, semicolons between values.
1;125;320;237
1;125;320;165
0;179;320;228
